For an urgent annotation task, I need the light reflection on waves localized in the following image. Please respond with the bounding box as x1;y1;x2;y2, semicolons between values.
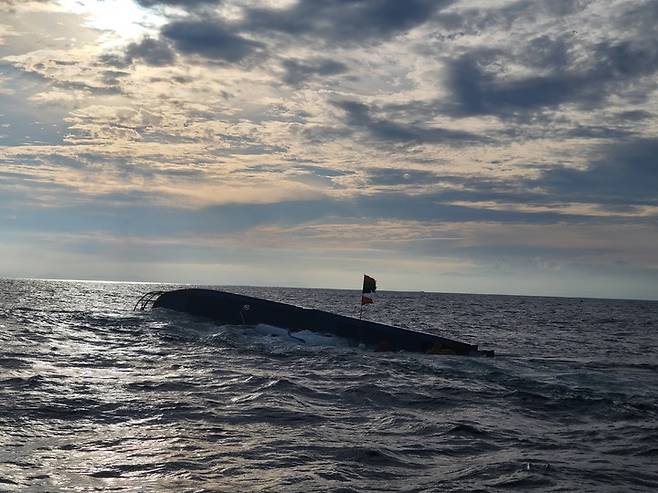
1;280;657;491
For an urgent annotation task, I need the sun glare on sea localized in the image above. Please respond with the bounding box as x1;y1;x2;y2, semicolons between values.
57;0;161;43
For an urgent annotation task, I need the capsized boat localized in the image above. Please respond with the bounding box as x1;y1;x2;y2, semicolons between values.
136;288;494;357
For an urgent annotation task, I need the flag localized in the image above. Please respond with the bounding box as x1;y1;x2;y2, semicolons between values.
361;274;376;305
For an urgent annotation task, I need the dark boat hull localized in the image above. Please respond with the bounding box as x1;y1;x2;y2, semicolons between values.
152;288;493;357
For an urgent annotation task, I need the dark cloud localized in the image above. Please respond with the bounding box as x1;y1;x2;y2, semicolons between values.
98;37;175;69
300;125;353;144
100;70;130;86
124;1;456;69
616;0;658;33
367;167;440;186
333;100;484;145
560;125;634;140
447;53;592;116
243;0;452;44
594;40;658;79
433;0;658;121
97;53;131;69
532;138;658;207
161;19;264;63
352;194;589;224
435;0;590;36
519;35;571;70
443;38;658;117
281;58;348;86
543;0;590;16
615;110;653;122
125;37;176;66
441;1;658;120
368;139;658;210
344;139;658;210
408;139;658;211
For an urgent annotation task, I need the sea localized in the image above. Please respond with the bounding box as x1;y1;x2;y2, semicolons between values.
1;279;657;492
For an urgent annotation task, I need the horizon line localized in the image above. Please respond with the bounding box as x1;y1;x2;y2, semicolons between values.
3;276;657;303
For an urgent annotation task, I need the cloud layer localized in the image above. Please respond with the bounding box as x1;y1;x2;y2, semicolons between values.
1;0;657;298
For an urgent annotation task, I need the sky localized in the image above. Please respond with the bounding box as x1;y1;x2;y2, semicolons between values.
0;0;657;300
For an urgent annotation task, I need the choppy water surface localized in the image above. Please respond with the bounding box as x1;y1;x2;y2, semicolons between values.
1;279;657;492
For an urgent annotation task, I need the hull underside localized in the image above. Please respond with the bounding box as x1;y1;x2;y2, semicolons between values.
152;288;493;357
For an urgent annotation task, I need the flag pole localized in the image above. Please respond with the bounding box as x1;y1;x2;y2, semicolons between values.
359;273;364;320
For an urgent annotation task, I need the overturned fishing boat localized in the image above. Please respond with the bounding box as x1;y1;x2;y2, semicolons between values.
135;288;494;357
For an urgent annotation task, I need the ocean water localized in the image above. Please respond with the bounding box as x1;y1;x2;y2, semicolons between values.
1;279;657;492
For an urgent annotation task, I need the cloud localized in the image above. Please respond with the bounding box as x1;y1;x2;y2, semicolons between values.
615;110;653;122
161;18;264;63
435;0;590;34
0;0;52;7
0;187;592;244
134;0;221;7
398;138;658;212
366;167;440;187
125;37;176;66
0;71;69;145
3;0;658;297
333;100;484;145
281;58;348;86
243;0;452;44
97;53;131;69
444;41;658;117
125;0;454;71
441;1;658;118
358;139;658;211
99;69;130;87
533;138;658;207
336;138;658;212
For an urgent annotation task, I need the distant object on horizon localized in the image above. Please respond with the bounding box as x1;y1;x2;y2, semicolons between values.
135;287;494;357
